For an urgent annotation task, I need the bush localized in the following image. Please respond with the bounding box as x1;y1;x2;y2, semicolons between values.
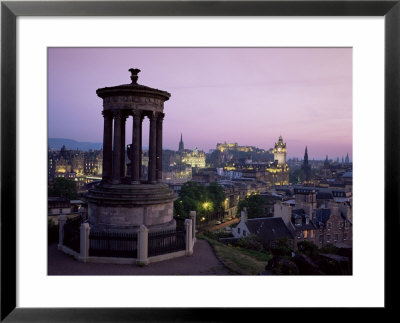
315;257;342;275
202;229;234;241
201;230;217;240
236;234;264;252
267;238;293;257
269;257;299;275
319;243;339;254
292;253;325;275
297;241;319;257
270;246;292;257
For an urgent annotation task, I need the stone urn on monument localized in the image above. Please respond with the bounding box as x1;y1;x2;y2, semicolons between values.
86;68;176;233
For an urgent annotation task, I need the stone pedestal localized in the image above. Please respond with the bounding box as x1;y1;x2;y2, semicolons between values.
87;182;176;233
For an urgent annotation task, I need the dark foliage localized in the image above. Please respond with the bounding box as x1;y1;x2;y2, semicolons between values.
297;240;319;257
236;194;267;218
48;177;78;200
236;234;264;252
267;256;299;275
173;181;225;221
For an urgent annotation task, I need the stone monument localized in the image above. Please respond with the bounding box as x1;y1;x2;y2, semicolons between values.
86;68;176;233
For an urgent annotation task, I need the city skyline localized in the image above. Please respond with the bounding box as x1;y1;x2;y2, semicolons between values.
48;47;352;160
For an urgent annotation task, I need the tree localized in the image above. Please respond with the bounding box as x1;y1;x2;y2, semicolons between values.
237;193;267;218
48;177;78;200
297;241;319;257
173;181;226;222
206;182;225;212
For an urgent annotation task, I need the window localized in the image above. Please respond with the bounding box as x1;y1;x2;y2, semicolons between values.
304;230;308;239
327;222;332;230
327;235;331;242
310;230;315;238
237;228;240;234
243;230;247;236
343;233;347;241
334;234;338;242
319;235;324;244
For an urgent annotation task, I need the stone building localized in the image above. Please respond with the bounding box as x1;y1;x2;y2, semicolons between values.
218;181;240;218
272;135;287;166
232;209;294;248
220;136;289;187
216;142;256;153
180;147;206;168
312;202;352;247
274;191;352;249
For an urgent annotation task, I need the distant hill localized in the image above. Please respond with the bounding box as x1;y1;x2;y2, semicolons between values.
48;138;103;151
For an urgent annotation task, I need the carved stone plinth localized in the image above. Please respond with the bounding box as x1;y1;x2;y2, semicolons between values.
87;182;176;232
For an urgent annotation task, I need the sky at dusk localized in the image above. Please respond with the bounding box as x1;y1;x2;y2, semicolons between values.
48;47;352;160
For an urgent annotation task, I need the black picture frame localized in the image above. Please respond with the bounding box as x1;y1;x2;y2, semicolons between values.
1;1;399;321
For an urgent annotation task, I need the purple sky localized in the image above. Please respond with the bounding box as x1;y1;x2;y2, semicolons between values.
48;48;352;160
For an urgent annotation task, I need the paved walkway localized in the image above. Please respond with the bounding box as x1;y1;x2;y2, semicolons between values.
48;239;234;275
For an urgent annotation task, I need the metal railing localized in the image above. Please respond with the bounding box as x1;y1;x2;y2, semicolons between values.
148;229;185;257
89;230;138;258
63;216;83;253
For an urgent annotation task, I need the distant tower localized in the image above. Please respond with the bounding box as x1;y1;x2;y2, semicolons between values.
324;155;330;168
345;153;350;163
272;135;287;166
302;146;311;181
178;133;184;152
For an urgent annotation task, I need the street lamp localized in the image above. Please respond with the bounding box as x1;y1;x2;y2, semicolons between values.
202;201;210;210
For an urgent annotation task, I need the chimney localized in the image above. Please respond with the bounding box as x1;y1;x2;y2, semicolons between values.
241;207;248;223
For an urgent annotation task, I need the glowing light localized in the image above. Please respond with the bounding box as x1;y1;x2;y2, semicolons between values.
202;201;211;210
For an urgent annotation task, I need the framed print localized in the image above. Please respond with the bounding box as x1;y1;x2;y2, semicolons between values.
1;0;399;321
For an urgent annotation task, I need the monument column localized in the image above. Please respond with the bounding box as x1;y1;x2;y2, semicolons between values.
102;110;113;182
131;110;141;183
112;110;122;184
120;113;127;179
148;112;157;183
156;113;164;182
139;114;144;180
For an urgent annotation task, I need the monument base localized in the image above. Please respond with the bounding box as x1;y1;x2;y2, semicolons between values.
86;181;177;233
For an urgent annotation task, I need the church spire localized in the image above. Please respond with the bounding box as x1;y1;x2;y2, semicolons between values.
178;133;184;152
302;146;311;181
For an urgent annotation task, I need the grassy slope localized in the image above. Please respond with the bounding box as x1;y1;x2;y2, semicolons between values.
198;234;271;275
